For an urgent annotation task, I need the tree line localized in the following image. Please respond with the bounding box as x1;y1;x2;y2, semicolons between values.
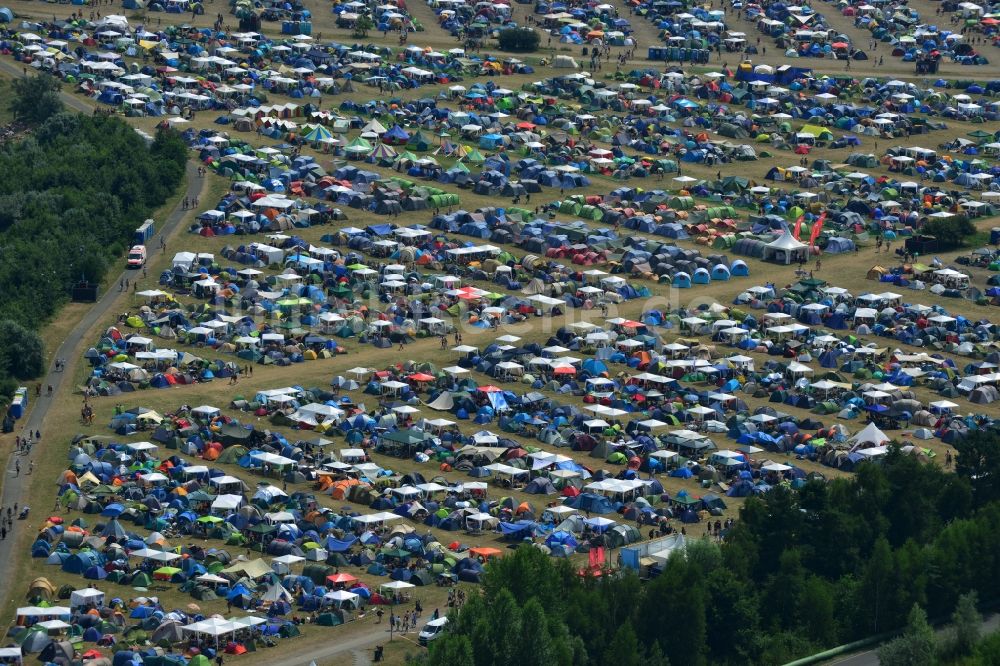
0;75;187;401
417;434;1000;665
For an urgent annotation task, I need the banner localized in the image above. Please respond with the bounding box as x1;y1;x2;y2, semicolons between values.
809;211;827;248
792;214;805;240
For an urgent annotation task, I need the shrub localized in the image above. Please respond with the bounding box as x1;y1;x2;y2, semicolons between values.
920;215;976;251
498;27;539;52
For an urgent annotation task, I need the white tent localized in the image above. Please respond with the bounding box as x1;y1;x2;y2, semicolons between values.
763;233;810;265
849;422;889;447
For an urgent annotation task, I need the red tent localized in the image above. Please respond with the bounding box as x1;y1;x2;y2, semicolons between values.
326;573;358;586
407;373;435;382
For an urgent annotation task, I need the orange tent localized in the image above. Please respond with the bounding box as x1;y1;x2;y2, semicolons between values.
330;479;360;500
632;351;652;368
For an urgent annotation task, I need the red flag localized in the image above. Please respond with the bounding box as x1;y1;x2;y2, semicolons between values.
792;214;806;240
809;212;827;248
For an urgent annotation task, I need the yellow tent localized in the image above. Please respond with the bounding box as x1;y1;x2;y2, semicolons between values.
800;124;833;139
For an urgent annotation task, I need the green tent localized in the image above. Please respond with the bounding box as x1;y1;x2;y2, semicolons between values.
316;613;343;626
131;572;152;588
217;445;247;464
346;137;372;151
558;201;581;215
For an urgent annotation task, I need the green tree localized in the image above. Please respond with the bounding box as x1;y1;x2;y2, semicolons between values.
685;537;723;577
0;376;17;403
704;568;761;664
948;592;982;659
798;576;838;647
760;549;806;631
602;622;642;666
8;74;64;125
483;546;571;615
497;27;540;52
975;628;1000;663
515;599;555;666
738;485;806;579
353;15;374;38
955;430;1000;507
427;634;474;666
636;557;707;666
877;605;937;666
467;589;521;666
919;215;977;251
0;320;44;380
759;631;817;665
645;641;672;666
856;537;900;635
927;509;1000;617
0;114;185;331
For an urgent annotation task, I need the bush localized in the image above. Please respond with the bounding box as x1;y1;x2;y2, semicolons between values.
498;27;540;52
938;592;981;661
353;15;373;38
8;73;64;125
920;215;976;251
0;320;44;382
877;605;936;666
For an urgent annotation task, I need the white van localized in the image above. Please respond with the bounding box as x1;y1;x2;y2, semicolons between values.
127;245;147;269
418;617;448;646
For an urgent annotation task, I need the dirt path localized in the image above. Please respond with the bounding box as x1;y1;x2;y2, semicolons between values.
0;160;205;617
262;623;420;666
